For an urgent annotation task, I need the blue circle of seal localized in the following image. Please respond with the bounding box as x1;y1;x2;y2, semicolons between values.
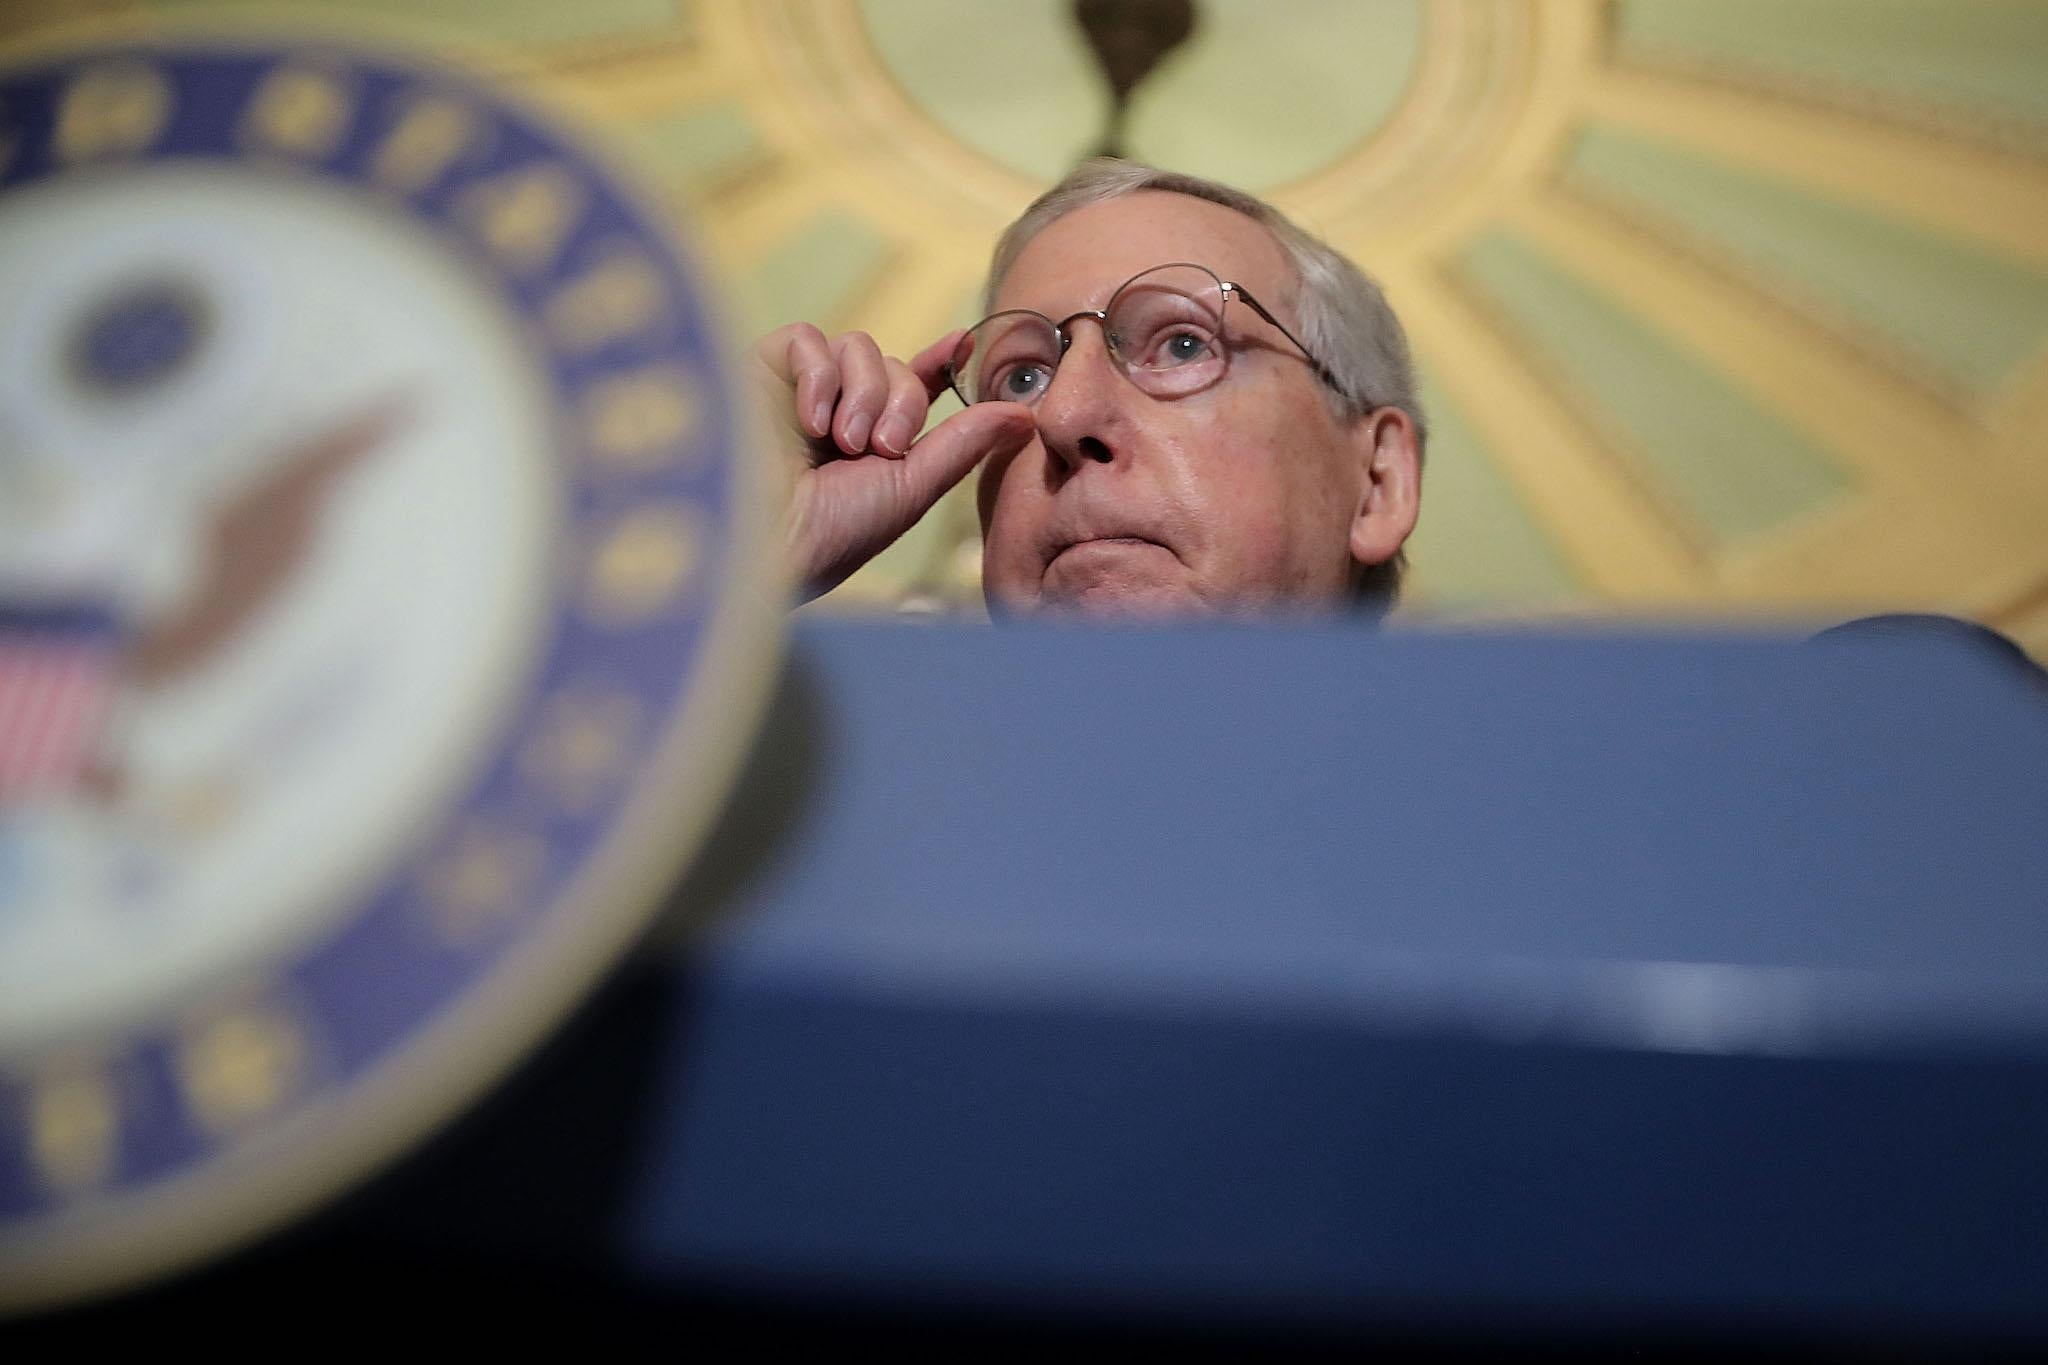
0;25;780;1308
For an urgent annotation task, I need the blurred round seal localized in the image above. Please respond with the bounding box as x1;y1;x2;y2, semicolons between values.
0;20;780;1309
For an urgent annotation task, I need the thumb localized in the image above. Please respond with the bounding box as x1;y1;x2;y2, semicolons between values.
894;401;1035;514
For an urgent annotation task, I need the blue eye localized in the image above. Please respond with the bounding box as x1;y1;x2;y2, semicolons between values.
992;363;1052;402
1160;331;1212;366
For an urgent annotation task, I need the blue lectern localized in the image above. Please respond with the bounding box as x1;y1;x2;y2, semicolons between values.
67;621;2048;1348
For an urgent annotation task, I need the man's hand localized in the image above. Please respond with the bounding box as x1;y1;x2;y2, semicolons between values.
754;324;1035;601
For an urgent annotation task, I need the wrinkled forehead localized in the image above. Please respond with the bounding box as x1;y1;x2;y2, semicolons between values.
990;190;1297;319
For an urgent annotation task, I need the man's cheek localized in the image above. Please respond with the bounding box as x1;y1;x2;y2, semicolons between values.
980;543;1043;615
974;436;1039;534
1209;500;1295;582
973;458;1002;536
978;517;1037;604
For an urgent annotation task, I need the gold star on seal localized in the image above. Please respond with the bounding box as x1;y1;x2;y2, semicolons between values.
176;1005;306;1137
29;1066;118;1196
583;504;703;623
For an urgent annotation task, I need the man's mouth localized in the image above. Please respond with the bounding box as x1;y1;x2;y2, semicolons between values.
1059;534;1158;552
1048;535;1168;566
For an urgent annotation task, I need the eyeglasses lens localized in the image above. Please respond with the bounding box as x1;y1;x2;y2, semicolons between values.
950;265;1229;407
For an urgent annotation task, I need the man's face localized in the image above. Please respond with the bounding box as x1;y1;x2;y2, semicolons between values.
975;191;1408;618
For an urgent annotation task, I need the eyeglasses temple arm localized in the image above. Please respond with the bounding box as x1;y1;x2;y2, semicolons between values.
1226;284;1354;401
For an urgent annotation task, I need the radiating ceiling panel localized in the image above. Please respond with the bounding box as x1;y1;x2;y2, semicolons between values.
1564;124;2048;397
1404;375;1580;608
1457;230;1851;552
1612;0;2048;129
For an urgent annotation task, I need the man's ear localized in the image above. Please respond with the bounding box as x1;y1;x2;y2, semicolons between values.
1346;406;1421;571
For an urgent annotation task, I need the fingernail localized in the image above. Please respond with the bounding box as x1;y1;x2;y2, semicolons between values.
874;414;913;454
810;401;831;436
845;412;873;450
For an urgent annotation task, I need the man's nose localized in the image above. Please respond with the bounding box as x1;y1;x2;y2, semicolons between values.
1034;326;1124;474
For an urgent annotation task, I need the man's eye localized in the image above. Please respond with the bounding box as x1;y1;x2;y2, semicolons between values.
992;363;1052;401
1157;330;1214;366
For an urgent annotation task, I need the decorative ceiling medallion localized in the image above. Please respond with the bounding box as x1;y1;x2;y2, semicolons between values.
750;0;1536;238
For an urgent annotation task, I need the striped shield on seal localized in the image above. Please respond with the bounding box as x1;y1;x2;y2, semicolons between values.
0;605;118;804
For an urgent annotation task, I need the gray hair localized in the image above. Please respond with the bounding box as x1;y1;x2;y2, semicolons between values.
984;159;1425;608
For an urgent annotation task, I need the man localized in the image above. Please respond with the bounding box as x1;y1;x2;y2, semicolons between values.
755;158;1424;618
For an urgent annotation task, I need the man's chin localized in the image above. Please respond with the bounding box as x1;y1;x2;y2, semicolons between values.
983;542;1219;620
1026;575;1214;621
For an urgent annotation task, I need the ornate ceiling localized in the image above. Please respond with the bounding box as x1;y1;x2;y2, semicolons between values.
8;0;2047;654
